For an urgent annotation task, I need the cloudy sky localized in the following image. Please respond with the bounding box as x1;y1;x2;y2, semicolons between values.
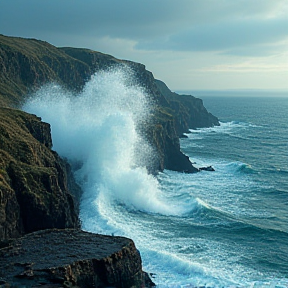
1;0;288;91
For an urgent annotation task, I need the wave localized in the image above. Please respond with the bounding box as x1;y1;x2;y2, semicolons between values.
187;121;260;142
23;67;177;216
224;161;255;174
93;187;288;288
190;156;256;175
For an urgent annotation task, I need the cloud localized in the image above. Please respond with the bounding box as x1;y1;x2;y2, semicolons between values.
1;0;287;40
136;16;288;56
199;60;288;73
1;0;288;90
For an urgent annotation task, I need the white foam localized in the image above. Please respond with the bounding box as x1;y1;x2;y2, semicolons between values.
23;67;179;217
187;121;259;139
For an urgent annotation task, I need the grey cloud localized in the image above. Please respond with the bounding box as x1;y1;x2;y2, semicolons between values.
0;0;188;36
1;0;283;36
136;16;288;55
0;0;287;56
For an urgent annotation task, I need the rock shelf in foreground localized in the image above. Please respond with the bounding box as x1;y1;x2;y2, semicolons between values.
0;229;153;288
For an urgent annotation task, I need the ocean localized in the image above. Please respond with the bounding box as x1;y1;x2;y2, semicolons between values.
23;70;288;288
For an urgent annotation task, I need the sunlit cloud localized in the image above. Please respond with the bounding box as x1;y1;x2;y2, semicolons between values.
199;61;288;73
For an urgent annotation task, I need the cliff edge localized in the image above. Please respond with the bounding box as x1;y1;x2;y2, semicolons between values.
155;79;219;135
0;229;152;288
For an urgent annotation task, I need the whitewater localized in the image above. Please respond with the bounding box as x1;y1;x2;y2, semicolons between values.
23;68;288;288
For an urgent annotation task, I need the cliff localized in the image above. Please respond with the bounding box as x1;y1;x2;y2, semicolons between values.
0;107;154;287
0;107;80;242
0;34;219;287
155;79;219;135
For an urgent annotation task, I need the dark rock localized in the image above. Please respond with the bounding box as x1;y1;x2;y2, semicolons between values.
199;166;215;172
0;108;80;243
0;229;151;288
155;79;220;135
144;272;156;287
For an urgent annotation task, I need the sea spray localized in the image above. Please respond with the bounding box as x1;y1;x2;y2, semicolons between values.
23;67;174;215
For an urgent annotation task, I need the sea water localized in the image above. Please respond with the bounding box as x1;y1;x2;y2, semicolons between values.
23;69;288;288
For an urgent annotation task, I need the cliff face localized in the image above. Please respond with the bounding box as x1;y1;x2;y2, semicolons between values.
0;108;80;242
155;79;219;135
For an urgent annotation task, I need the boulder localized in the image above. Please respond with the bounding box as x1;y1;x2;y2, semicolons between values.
199;166;215;172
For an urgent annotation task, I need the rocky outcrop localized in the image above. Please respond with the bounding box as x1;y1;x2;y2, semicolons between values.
145;109;198;173
0;229;153;288
0;34;96;107
155;79;219;135
0;108;80;242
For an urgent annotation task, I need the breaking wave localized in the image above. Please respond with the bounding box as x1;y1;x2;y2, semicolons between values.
23;67;175;215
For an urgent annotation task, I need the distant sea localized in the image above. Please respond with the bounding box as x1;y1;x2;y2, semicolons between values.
152;92;288;287
24;72;288;288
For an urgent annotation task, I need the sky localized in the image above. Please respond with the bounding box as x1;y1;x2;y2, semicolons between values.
1;0;288;91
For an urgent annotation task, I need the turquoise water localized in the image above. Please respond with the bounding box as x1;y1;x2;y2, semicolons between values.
23;73;288;287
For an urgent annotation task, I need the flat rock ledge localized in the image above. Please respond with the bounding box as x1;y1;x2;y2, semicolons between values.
0;229;154;288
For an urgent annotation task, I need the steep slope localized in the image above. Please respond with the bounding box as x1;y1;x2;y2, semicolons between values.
0;108;80;242
155;79;219;135
0;34;91;107
0;34;216;286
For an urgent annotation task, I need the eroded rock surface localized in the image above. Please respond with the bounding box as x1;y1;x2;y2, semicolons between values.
0;108;80;242
0;229;152;288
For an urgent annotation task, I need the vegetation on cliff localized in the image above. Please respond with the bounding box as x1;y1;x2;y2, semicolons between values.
0;108;80;242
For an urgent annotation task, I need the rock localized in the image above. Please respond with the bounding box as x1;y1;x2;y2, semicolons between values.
0;108;80;243
199;166;215;172
155;79;220;135
0;229;154;288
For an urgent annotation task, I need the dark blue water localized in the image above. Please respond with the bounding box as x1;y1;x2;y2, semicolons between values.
173;96;288;287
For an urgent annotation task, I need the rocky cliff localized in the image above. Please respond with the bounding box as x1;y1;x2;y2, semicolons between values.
155;79;219;135
0;107;153;288
0;107;80;242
